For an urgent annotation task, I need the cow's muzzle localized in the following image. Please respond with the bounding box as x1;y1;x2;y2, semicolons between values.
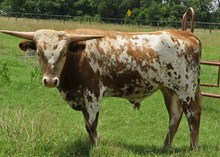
43;76;59;87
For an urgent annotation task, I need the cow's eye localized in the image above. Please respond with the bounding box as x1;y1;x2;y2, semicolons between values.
63;53;66;57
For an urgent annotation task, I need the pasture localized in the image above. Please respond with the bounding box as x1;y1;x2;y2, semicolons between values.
0;17;220;157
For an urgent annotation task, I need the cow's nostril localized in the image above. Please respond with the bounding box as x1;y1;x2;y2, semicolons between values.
43;78;48;85
53;78;58;86
43;76;59;87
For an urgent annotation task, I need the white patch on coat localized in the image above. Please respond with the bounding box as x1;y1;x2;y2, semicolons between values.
84;84;106;125
170;116;176;127
60;90;67;100
186;109;195;118
116;36;127;49
44;50;61;64
147;32;199;103
84;89;100;124
35;30;69;64
190;124;194;132
130;35;151;48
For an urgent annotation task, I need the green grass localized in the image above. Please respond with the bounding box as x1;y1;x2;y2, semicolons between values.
0;17;220;157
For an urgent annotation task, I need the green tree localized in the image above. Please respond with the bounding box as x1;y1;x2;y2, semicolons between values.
74;0;96;16
0;0;219;23
0;0;26;12
182;0;213;22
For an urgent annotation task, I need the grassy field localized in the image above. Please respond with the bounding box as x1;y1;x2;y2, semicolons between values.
0;17;220;157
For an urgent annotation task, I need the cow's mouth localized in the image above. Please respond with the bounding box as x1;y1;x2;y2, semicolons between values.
42;76;59;87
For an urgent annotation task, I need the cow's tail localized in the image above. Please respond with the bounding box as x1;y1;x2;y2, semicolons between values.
196;41;202;105
182;7;195;33
196;40;202;99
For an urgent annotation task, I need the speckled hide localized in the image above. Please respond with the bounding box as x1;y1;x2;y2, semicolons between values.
2;28;202;150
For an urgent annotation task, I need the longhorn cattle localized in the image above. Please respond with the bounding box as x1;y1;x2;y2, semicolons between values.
1;28;202;149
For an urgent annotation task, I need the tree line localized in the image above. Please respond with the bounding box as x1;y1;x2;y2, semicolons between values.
0;0;220;23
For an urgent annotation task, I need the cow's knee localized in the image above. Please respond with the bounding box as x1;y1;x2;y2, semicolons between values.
82;109;99;145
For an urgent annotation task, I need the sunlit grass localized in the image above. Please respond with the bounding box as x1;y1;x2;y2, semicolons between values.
0;16;157;32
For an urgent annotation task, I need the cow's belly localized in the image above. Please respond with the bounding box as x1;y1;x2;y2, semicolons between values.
104;83;158;104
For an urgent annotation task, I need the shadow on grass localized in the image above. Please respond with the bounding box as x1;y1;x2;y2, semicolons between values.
55;138;220;156
56;139;191;156
114;142;191;156
115;142;220;156
56;138;92;157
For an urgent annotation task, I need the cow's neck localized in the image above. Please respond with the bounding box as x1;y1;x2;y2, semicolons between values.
58;52;83;91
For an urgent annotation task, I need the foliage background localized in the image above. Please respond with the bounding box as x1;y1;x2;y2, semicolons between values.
0;0;220;23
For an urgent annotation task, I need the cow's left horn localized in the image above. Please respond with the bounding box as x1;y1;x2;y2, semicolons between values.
69;34;103;43
0;30;35;40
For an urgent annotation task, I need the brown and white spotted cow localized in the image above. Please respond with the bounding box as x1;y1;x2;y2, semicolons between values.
1;28;202;149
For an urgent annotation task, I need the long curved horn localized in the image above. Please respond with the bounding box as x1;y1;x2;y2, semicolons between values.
69;34;103;43
0;30;35;40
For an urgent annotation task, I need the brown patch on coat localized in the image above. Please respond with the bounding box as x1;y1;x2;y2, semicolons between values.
166;63;174;70
40;41;46;50
53;45;58;50
58;35;64;41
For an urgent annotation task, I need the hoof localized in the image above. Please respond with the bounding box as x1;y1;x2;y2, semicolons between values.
90;136;99;146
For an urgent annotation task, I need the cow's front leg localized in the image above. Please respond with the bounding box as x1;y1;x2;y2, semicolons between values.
82;109;99;145
83;89;102;145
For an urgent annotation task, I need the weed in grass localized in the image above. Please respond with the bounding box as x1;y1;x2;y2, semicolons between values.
0;107;60;156
0;62;11;84
30;66;42;82
0;43;5;49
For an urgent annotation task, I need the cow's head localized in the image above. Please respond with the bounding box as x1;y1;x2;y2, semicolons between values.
1;29;103;87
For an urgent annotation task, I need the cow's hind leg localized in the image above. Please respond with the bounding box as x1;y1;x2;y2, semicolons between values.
82;109;99;145
181;86;202;150
161;87;183;149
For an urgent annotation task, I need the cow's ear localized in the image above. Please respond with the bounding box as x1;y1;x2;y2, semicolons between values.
68;42;86;54
19;40;37;56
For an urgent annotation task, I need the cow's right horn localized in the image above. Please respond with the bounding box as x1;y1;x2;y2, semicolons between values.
0;30;35;40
